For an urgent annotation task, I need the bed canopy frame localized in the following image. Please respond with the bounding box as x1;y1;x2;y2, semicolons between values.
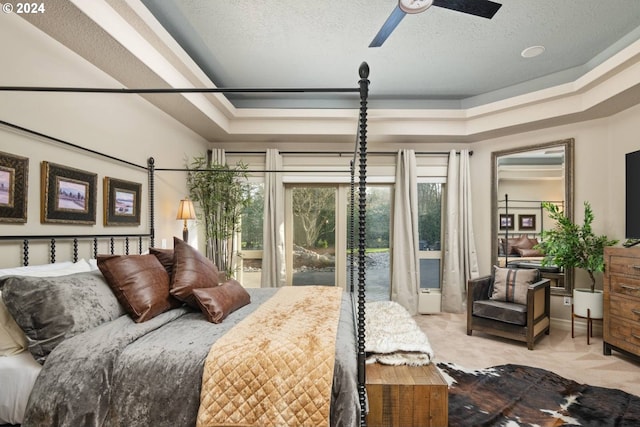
0;62;371;425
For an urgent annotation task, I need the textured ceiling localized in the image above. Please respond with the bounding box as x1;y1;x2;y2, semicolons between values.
141;0;640;109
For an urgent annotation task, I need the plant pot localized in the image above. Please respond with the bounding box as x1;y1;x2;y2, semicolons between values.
573;288;603;319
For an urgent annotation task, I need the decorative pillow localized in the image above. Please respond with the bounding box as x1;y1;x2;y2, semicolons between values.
149;248;175;277
97;254;177;323
507;235;533;255
192;279;251;323
170;237;219;308
1;271;125;363
516;247;543;257
491;266;539;305
0;260;94;357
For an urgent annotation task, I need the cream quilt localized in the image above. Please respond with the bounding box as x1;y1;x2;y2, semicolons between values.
196;286;343;427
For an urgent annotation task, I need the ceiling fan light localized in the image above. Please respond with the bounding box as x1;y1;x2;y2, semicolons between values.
398;0;433;14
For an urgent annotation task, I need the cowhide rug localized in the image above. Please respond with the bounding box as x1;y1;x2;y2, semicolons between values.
365;301;434;366
438;362;640;427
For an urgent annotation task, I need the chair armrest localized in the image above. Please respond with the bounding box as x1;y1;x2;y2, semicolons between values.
467;275;493;303
527;278;551;321
528;278;551;292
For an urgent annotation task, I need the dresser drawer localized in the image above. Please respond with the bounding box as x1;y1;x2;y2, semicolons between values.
609;294;640;323
607;316;640;350
607;255;640;278
608;275;640;297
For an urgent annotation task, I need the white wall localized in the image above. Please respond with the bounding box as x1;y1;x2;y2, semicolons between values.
0;13;208;267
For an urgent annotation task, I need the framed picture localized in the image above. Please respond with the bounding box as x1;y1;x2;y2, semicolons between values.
104;177;141;226
519;214;536;231
499;214;514;230
0;151;28;223
41;161;97;224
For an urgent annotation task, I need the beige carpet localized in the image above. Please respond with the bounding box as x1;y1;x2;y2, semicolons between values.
414;312;640;397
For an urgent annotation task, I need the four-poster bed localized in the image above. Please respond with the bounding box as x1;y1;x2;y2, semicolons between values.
0;63;372;426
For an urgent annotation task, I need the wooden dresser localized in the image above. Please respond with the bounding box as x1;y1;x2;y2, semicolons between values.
603;246;640;359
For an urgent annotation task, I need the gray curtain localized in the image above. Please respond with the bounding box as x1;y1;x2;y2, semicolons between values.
442;149;479;313
261;149;286;287
391;149;419;315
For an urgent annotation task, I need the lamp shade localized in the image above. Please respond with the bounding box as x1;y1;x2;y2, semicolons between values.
176;199;196;220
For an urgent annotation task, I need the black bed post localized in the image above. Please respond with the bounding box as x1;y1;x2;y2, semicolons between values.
148;157;156;249
357;61;369;427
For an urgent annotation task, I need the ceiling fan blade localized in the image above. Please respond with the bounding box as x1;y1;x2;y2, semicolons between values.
369;5;407;48
432;0;502;19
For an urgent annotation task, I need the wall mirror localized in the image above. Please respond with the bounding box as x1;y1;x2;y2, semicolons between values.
491;138;575;296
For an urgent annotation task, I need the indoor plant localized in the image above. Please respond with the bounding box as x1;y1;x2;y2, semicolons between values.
537;201;618;318
186;154;249;279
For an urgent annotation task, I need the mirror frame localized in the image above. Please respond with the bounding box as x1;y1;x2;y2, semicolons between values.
491;138;575;296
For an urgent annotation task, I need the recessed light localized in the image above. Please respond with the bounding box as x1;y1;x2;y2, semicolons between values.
521;45;545;58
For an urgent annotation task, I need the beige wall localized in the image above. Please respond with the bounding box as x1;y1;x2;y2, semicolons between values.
0;14;208;267
470;102;640;320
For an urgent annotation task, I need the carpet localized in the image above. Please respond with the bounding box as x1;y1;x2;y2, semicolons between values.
438;362;640;427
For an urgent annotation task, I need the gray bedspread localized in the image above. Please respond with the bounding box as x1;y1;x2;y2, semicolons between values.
22;288;359;427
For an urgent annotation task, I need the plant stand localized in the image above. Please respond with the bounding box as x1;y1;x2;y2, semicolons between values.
571;305;602;345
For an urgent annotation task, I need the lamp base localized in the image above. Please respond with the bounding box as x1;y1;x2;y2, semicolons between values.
182;222;189;242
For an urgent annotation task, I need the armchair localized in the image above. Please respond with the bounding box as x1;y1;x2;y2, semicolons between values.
467;269;551;350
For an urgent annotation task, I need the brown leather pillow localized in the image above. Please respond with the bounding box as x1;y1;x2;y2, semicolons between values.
192;279;250;323
516;247;543;257
170;237;219;308
97;254;176;323
149;248;175;277
507;235;533;255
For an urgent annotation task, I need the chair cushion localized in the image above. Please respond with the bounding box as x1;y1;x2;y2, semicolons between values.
473;300;527;326
491;267;538;305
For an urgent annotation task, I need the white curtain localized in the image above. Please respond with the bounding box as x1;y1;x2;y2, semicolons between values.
391;149;419;315
442;149;479;313
261;149;286;287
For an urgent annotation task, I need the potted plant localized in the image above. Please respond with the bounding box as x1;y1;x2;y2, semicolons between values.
186;153;249;280
536;201;618;318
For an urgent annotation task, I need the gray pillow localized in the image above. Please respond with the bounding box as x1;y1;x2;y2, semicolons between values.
1;270;125;363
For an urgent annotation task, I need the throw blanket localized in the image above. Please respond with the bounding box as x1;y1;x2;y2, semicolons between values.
439;362;640;426
197;286;343;427
365;301;434;366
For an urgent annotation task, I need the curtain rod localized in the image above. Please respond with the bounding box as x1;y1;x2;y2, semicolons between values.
0;86;359;94
0;119;147;170
155;168;351;174
225;150;473;156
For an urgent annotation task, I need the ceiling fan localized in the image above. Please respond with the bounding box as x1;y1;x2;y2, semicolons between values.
370;0;502;48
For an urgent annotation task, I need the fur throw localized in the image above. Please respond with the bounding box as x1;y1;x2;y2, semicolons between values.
365;301;434;366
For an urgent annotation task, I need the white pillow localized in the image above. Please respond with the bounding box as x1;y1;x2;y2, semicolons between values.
0;261;75;278
0;292;29;356
0;260;94;356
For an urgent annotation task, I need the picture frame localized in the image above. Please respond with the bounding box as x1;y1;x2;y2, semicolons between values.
499;214;514;230
0;151;28;223
41;161;97;224
104;177;141;226
519;214;536;231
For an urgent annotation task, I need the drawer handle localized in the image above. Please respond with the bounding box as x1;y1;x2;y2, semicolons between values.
621;284;640;292
633;265;640;270
633;309;640;316
633;334;640;341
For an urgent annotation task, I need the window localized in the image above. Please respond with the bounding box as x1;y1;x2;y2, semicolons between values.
418;181;444;289
240;182;264;287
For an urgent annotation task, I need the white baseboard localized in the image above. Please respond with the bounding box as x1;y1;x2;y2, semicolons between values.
550;317;603;335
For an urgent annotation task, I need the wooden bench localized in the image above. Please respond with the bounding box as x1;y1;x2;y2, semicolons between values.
366;362;448;427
